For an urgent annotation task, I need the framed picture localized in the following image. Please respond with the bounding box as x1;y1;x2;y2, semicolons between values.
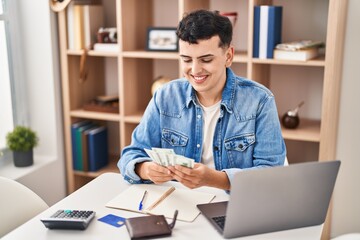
146;27;178;52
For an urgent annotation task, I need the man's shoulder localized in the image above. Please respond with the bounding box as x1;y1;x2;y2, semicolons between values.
233;75;273;97
226;68;273;97
226;73;276;120
153;78;191;113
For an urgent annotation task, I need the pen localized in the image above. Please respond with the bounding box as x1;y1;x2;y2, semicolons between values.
138;190;147;211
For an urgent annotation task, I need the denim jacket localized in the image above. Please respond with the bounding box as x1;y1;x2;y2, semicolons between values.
118;68;286;185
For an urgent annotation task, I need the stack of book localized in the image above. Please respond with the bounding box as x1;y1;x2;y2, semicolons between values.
273;40;325;61
83;95;119;113
71;121;109;172
253;5;282;59
67;1;104;50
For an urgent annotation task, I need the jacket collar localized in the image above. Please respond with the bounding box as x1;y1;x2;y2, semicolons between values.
185;68;236;114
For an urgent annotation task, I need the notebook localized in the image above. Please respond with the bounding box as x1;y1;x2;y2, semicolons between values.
106;184;215;222
197;160;340;238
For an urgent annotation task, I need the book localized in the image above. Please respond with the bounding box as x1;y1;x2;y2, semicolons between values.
106;184;215;222
81;125;99;171
71;121;92;170
274;48;319;61
93;43;119;52
83;99;119;113
83;4;104;49
66;2;75;50
86;126;108;171
95;95;119;103
81;130;89;172
253;5;282;59
67;3;103;50
74;123;97;171
73;4;85;50
275;40;325;51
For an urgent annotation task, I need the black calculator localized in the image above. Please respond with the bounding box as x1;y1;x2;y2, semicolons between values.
41;210;95;230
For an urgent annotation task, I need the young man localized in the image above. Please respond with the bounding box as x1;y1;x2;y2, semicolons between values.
118;10;286;190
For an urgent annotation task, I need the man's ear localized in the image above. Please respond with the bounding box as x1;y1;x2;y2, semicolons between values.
225;46;234;67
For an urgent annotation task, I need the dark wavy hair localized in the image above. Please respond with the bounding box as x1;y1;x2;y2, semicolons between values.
176;9;232;49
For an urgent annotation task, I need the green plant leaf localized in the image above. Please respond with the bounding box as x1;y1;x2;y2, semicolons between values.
6;126;39;151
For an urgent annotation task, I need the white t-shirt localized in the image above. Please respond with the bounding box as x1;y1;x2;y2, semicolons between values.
198;100;221;169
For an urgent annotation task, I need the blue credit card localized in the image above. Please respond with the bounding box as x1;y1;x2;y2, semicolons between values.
98;214;126;228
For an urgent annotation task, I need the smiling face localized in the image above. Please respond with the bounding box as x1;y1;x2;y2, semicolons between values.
179;35;234;106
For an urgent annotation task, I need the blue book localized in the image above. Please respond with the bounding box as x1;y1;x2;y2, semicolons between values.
253;6;261;58
71;121;91;170
75;123;97;171
87;126;108;172
82;125;99;171
253;6;282;59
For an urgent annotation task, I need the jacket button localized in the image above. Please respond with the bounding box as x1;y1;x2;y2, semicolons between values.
214;146;219;151
238;144;243;149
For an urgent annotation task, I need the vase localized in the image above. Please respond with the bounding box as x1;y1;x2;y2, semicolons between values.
13;149;34;167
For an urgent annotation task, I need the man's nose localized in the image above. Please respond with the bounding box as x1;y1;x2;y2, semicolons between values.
191;61;202;74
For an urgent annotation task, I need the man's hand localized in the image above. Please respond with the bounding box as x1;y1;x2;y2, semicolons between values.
167;163;230;190
135;161;173;184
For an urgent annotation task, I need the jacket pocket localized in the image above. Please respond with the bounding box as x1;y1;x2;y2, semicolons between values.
224;133;255;167
161;128;189;155
224;133;255;151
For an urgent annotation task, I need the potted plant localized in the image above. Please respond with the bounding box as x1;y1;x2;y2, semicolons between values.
6;126;39;167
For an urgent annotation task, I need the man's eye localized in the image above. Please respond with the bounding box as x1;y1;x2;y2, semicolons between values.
201;58;213;63
182;59;192;63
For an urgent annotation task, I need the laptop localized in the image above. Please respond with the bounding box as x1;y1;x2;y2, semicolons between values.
197;160;340;238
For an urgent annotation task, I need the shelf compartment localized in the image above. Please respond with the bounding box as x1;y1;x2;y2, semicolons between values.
70;109;121;122
67;49;119;57
123;112;143;124
281;118;320;142
233;51;248;63
252;55;325;67
73;156;119;178
122;50;179;59
121;58;153;117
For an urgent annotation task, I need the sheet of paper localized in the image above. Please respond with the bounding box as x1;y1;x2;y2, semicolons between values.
105;184;215;222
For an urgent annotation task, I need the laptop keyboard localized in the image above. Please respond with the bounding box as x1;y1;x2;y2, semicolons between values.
212;216;226;230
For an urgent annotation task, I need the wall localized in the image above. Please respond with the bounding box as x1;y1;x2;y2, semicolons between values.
332;0;360;237
14;0;66;206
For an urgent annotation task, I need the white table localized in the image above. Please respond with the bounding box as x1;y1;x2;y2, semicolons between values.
3;173;323;239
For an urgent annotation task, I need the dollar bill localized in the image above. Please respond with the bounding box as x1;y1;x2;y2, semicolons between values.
144;147;194;168
152;147;175;155
152;148;175;166
175;155;194;168
144;148;161;165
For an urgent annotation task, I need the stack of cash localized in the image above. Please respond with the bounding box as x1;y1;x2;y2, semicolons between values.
144;148;195;168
